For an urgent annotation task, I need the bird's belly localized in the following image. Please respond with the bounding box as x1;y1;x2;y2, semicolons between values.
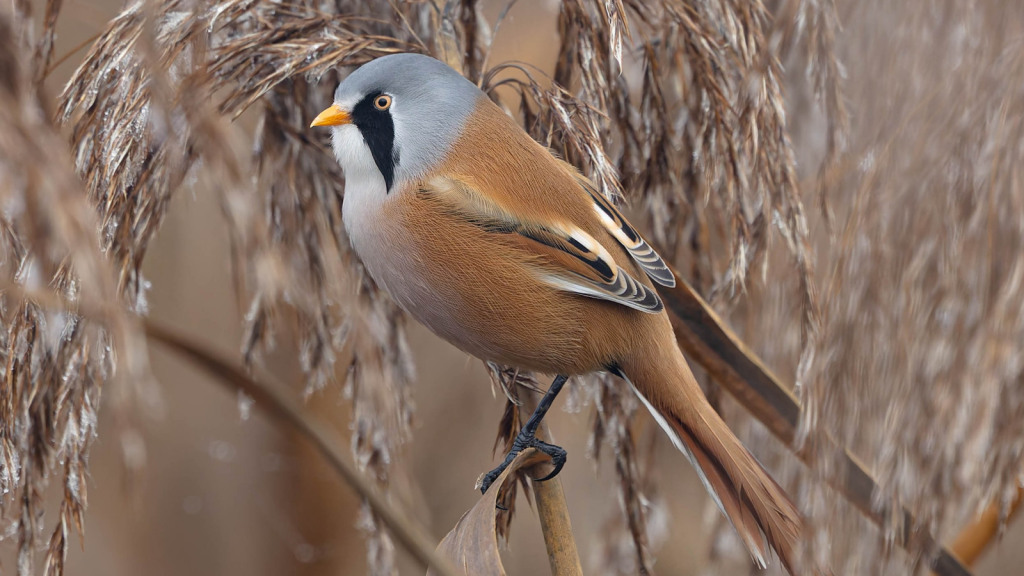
343;193;602;374
354;229;475;349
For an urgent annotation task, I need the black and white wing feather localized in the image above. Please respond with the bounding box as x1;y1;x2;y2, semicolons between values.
576;176;676;288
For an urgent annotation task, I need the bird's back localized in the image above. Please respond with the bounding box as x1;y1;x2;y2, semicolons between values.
438;99;615;247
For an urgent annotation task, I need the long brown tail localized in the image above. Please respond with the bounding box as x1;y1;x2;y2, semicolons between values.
620;347;803;574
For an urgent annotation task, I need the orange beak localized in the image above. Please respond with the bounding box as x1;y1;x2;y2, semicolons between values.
310;104;351;128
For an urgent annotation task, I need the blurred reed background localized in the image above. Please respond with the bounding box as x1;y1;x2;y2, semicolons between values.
1;0;1023;575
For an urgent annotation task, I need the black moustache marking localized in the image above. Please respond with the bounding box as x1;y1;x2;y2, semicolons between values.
351;91;397;192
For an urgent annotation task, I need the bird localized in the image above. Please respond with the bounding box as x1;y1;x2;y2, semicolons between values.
312;52;805;573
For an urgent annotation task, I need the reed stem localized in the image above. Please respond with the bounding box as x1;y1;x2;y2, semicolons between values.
518;386;584;576
143;319;463;576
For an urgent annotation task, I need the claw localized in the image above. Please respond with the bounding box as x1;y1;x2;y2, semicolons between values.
477;375;571;496
528;438;567;483
531;454;566;482
480;466;507;494
532;464;564;483
478;432;568;494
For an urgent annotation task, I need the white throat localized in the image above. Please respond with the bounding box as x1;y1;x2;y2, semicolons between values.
332;124;386;194
333;124;390;237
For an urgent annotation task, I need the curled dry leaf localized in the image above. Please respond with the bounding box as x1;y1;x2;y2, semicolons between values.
427;449;550;576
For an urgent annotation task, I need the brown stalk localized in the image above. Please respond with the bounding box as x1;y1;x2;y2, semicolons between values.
142;319;462;576
659;268;973;576
517;388;584;576
945;485;1023;568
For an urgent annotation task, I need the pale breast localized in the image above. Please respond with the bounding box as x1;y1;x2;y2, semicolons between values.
343;179;491;357
350;183;623;375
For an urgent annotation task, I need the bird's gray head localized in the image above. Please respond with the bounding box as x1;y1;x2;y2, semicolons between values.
311;53;485;193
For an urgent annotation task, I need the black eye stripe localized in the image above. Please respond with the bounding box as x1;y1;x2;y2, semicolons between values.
351;91;397;192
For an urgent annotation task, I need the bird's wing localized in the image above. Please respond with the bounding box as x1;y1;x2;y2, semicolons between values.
569;173;676;288
418;175;664;314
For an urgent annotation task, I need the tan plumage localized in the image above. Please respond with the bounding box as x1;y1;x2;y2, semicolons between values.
315;53;807;574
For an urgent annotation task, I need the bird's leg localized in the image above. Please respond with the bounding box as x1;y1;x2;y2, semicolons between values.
479;374;569;494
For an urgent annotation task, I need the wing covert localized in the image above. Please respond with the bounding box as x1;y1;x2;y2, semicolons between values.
417;176;664;314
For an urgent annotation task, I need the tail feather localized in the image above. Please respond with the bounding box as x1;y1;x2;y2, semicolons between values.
622;353;804;574
679;403;801;571
682;422;774;565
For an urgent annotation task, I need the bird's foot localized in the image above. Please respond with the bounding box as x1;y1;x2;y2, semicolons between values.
479;431;567;495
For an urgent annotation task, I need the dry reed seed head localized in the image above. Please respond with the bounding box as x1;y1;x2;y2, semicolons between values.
357;501;400;576
51;2;422;576
57;0;200;314
206;3;423;574
199;0;417;387
0;4;152;576
788;1;1024;572
583;373;668;576
486;364;534;454
243;84;351;380
549;0;821;353
774;0;849;233
55;0;412;444
216;8;419;576
204;0;418;119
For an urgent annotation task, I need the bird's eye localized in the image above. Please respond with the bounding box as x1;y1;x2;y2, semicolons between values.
374;95;392;111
